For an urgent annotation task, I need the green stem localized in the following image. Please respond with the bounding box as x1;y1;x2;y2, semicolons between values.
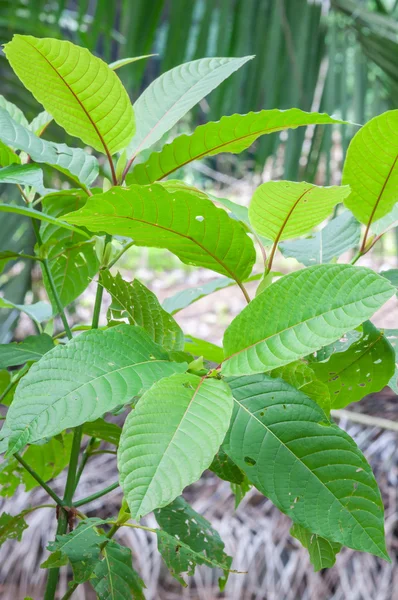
44;509;69;600
73;436;97;492
14;453;64;506
107;240;135;268
92;234;112;329
74;481;119;507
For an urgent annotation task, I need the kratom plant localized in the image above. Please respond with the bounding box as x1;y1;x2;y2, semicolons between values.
0;35;397;600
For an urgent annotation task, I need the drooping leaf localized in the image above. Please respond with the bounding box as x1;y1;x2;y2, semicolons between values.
290;523;341;572
128;109;345;184
280;211;361;266
109;55;155;70
100;270;184;351
0;298;52;326
0;202;90;238
118;373;233;519
126;56;253;159
0;334;54;368
343;110;398;226
184;335;224;364
222;264;394;376
41;518;108;583
91;540;146;600
209;449;245;484
64;184;256;283
21;433;73;491
312;321;395;409
269;361;331;415
155;496;232;588
0;164;46;193
0;511;28;547
5;324;187;454
5;35;136;155
29;110;53;136
0;108;99;188
382;330;398;394
40;191;99;309
82;419;122;446
248;181;350;242
224;375;388;559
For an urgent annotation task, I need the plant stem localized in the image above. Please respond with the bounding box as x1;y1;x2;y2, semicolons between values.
74;481;119;507
107;240;135;268
237;281;251;304
91;278;105;329
73;436;97;492
14;453;64;506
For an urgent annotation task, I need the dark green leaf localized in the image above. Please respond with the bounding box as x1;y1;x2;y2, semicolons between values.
0;334;54;369
82;419;122;446
0;511;28;547
209;449;245;484
290;523;341;571
91;540;146;600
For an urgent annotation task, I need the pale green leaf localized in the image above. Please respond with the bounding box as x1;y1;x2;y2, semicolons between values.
224;375;388;559
126;56;253;158
109;55;156;70
64;184;256;283
5;35;135;155
0;108;99;187
312;321;395;409
100;270;184;351
0;334;54;368
0;511;28;547
290;523;341;571
343;110;398;225
381;329;398;394
222;265;394;376
280;211;361;266
381;269;398;293
371;203;398;235
5;324;187;454
0;202;90;238
249;181;350;241
0;164;46;193
91;540;146;600
40;191;99;309
118;373;233;519
128;109;345;184
0;94;29;127
0;298;52;326
29;110;53;136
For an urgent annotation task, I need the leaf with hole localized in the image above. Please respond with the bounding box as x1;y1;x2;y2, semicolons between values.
118;373;233;519
222;264;394;376
91;540;146;600
0;511;28;547
384;330;398;394
224;374;388;559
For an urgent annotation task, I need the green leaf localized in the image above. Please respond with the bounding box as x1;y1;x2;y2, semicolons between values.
82;419;122;446
0;511;28;547
248;181;350;242
280;211;361;266
209;449;245;484
118;373;233;519
312;321;395;409
0;94;29;127
155;496;232;588
224;374;389;559
371;202;398;235
0;141;20;167
184;335;224;364
5;324;187;454
0;455;23;496
91;540;146;600
29;110;53;136
100;270;184;351
269;361;331;415
290;523;341;572
22;433;73;491
381;269;398;294
128;109;345;184
163;274;261;315
0;370;14;406
64;184;256;283
126;56;253;159
0;164;46;193
5;35;136;155
40;191;99;309
0;298;52;326
381;329;398;394
343;110;398;225
0;202;91;238
222;264;394;376
42;518;108;583
109;55;156;70
0;333;54;368
0;251;30;275
0;107;99;188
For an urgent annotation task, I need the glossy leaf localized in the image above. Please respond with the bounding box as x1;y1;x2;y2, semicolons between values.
0;334;54;368
290;523;341;571
91;540;146;600
343;110;398;225
40;191;99;309
222;264;394;376
118;373;233;519
100;270;184;351
0;511;28;547
280;211;361;266
128;109;344;183
0;107;99;187
312;321;395;409
126;56;253;158
5;324;187;454
224;375;388;559
5;35;135;155
64;184;256;283
249;181;350;241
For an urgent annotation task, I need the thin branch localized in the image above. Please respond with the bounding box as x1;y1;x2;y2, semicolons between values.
73;481;119;507
14;453;64;506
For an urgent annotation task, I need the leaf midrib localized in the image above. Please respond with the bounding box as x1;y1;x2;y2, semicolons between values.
232;396;384;554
